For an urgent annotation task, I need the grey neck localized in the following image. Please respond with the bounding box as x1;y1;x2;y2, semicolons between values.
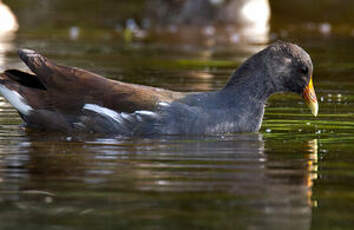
221;63;276;104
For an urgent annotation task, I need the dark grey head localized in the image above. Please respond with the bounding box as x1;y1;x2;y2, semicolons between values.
263;41;313;94
224;41;318;116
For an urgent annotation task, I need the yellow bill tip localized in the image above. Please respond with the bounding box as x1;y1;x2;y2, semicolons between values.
303;77;319;117
309;100;319;117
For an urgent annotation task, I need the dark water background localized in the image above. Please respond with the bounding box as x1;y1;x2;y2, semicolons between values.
0;0;354;229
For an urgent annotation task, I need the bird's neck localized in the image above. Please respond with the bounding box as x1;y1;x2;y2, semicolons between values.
222;58;276;103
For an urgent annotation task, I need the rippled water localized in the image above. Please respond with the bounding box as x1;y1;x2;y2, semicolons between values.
1;1;354;230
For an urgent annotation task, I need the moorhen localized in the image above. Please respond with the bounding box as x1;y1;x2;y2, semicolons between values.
0;0;18;34
0;41;318;136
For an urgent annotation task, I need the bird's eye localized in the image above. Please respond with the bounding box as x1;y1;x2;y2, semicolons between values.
299;66;308;75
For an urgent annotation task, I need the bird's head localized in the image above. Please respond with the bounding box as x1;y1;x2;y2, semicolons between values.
263;41;318;116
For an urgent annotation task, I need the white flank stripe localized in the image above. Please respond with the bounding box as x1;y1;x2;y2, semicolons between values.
83;104;158;123
0;85;33;115
135;110;158;117
83;104;121;122
158;102;170;107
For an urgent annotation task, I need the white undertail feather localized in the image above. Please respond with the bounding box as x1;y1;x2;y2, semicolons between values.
0;85;33;115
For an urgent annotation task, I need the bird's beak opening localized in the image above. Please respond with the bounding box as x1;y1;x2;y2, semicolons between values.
302;77;318;117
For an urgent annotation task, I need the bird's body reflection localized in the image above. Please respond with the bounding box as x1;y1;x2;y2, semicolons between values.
0;132;317;230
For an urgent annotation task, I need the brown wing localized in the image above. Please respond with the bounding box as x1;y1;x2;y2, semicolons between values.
9;49;184;113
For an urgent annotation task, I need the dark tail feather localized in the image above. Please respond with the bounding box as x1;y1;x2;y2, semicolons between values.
17;49;47;74
4;69;46;90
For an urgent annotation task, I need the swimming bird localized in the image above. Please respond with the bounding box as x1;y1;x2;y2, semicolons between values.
147;0;270;43
0;41;318;136
0;0;18;34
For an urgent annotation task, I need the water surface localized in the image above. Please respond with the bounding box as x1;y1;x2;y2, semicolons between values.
1;1;354;229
